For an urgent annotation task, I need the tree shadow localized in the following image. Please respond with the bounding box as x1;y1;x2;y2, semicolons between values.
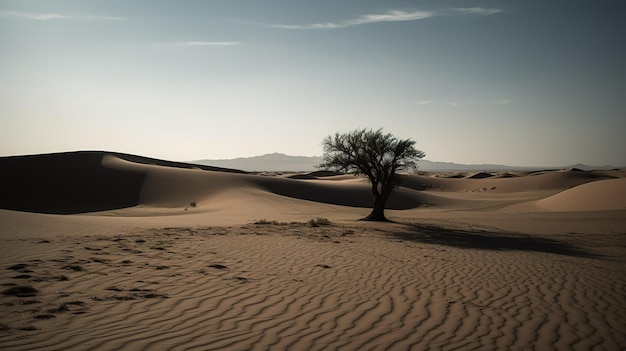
392;223;601;259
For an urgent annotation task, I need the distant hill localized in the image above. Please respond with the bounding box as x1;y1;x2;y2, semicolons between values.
193;153;323;172
417;160;534;172
192;153;619;172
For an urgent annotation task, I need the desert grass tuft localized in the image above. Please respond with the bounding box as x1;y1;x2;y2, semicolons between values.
308;218;331;227
254;219;280;225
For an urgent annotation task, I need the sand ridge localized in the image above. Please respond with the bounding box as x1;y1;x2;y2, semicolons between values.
536;177;626;211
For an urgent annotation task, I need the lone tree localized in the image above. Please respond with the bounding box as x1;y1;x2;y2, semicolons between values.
318;128;425;221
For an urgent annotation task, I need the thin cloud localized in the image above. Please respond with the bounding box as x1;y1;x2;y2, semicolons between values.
270;10;434;29
446;101;478;106
415;100;432;105
495;99;513;105
444;99;513;106
0;10;124;20
447;8;503;16
81;15;126;21
173;41;242;47
268;7;501;30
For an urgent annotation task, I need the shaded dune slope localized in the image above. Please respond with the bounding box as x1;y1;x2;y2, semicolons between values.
106;155;436;210
251;176;444;210
0;152;243;214
0;152;146;214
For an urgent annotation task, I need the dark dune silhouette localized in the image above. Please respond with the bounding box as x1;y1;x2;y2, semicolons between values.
0;151;244;214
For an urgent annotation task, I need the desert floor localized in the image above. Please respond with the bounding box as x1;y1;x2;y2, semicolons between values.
1;152;625;350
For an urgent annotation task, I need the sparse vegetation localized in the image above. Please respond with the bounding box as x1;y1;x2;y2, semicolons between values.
254;219;280;225
189;201;197;208
308;218;331;227
253;218;331;227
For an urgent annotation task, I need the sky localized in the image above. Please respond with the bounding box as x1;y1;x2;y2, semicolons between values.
1;0;625;167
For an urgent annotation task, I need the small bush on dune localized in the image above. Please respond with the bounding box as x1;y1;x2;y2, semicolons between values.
308;218;331;227
254;219;279;225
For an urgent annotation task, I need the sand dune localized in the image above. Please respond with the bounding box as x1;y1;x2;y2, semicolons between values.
398;169;616;193
0;152;145;214
2;151;622;215
1;151;625;350
2;152;450;214
536;177;626;211
0;152;242;214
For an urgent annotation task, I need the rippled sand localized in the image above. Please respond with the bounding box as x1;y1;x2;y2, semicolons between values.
1;222;624;350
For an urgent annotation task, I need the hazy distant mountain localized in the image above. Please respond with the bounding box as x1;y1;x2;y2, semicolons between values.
416;160;523;172
192;153;619;172
193;153;323;172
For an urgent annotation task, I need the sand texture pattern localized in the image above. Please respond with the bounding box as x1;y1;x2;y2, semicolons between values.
1;224;625;350
1;151;625;350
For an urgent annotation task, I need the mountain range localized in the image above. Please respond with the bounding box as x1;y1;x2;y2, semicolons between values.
192;153;619;172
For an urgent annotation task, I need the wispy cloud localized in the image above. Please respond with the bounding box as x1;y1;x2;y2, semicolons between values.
415;100;432;105
172;41;242;47
495;99;513;105
78;15;125;21
447;8;503;16
268;7;501;30
270;10;434;29
0;10;124;20
446;101;477;106
444;99;513;106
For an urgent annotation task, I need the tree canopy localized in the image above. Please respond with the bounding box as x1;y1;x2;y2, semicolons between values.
318;128;425;221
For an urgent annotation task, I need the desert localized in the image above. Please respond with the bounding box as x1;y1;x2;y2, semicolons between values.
1;151;625;350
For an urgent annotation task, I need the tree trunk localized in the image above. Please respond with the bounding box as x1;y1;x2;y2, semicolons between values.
362;192;390;221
